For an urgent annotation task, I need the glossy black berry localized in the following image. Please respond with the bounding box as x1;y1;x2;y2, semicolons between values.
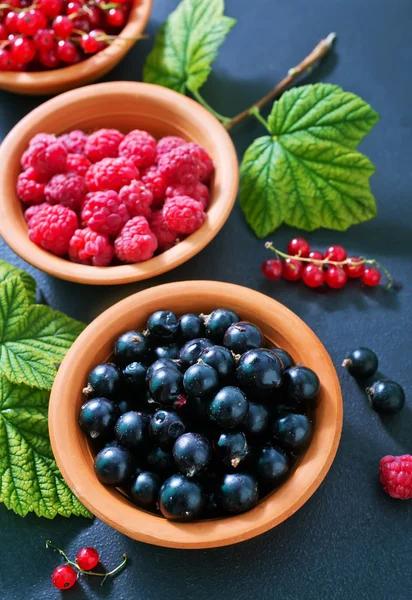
94;446;135;485
216;473;259;514
114;331;150;367
342;347;378;379
283;366;320;403
242;402;270;436
205;308;240;344
114;411;150;450
129;471;161;511
173;433;212;477
183;364;219;399
147;310;178;341
217;431;249;468
223;321;264;354
273;413;312;452
149;410;186;449
236;348;283;394
179;338;211;368
148;367;184;407
145;358;181;383
159;474;205;521
147;447;175;471
367;380;405;414
270;347;295;371
153;344;180;361
199;345;236;379
122;362;146;393
209;386;249;429
79;398;119;439
257;445;289;483
84;363;122;399
177;313;205;341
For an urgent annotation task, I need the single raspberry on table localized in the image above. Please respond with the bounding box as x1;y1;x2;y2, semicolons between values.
149;209;178;251
28;203;78;256
157;146;202;186
165;182;209;209
69;227;114;266
118;130;157;169
81;190;130;236
118;180;153;218
24;202;49;225
21;138;68;180
84;128;125;163
156;136;186;158
114;216;158;263
59;129;88;154
163;196;206;235
380;455;412;499
17;168;46;204
141;166;167;202
185;142;214;183
45;172;87;211
85;157;139;192
67;153;92;177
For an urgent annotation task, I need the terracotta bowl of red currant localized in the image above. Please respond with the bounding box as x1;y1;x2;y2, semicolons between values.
0;80;238;284
49;281;343;549
0;0;152;95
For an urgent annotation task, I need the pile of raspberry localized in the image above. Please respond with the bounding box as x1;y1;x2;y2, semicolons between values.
17;127;213;265
0;0;132;72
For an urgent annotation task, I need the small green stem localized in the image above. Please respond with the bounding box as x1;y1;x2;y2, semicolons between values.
249;107;271;133
191;90;232;126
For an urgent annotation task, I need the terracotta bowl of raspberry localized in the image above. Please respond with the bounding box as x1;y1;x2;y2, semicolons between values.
49;281;343;549
0;81;238;284
0;0;152;96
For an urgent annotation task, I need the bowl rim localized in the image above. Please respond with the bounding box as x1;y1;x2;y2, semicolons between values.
0;0;153;92
49;281;343;549
0;81;239;284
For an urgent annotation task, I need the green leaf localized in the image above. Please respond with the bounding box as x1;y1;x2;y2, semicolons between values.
143;0;236;94
0;277;29;343
240;84;379;237
0;260;36;304
0;376;91;518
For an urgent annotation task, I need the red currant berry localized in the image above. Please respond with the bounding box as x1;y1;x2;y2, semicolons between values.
72;15;90;33
302;264;325;288
325;244;347;263
51;565;77;590
308;250;323;262
80;33;98;54
5;12;19;34
17;9;46;36
287;237;310;258
39;0;63;18
0;48;13;70
52;15;74;38
361;267;381;287
38;46;59;68
0;24;8;41
33;29;55;50
325;265;347;289
56;39;77;63
20;0;31;7
76;547;99;570
87;5;102;27
261;258;282;280
66;1;82;16
10;37;35;64
344;256;365;279
282;258;303;281
106;7;125;27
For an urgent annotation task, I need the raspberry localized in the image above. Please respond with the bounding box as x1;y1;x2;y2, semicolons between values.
17;168;46;204
163;196;206;235
380;455;412;500
114;216;158;263
21;139;67;180
149;209;178;251
28;204;78;256
59;129;88;154
69;227;114;266
81;190;130;236
157;146;202;186
67;153;92;177
118;180;153;218
185;142;214;183
118;130;157;169
29;132;56;147
165;182;209;209
85;157;139;192
45;172;87;211
84;128;125;163
141;166;167;202
156;136;186;158
24;202;49;225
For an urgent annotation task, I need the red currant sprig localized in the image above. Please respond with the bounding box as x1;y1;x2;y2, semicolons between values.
46;540;128;590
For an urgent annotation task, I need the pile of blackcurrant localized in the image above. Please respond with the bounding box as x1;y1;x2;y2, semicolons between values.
79;308;320;521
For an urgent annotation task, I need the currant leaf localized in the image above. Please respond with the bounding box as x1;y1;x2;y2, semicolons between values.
0;260;36;304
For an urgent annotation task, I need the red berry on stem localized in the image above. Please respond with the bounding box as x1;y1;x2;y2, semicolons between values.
325;265;347;289
87;6;102;27
76;547;99;570
39;0;63;18
5;12;19;34
81;33;99;54
261;258;282;280
51;565;77;590
0;48;13;70
56;39;77;63
10;37;36;64
302;264;325;288
39;47;59;68
344;256;365;278
282;258;303;281
106;7;125;27
53;15;73;38
17;9;46;36
0;24;8;41
33;29;55;51
325;244;347;262
362;267;381;287
308;250;323;262
287;237;310;258
72;15;90;33
66;1;82;16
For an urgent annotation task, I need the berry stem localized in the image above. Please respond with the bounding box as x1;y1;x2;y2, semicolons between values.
191;90;232;126
248;107;271;132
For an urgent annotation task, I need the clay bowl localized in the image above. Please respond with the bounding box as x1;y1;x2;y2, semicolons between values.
0;81;238;284
49;281;343;549
0;0;152;95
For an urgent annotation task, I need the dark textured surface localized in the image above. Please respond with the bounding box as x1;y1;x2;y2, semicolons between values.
1;0;412;598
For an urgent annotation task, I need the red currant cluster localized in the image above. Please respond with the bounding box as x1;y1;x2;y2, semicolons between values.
47;540;127;590
261;238;389;290
0;0;132;71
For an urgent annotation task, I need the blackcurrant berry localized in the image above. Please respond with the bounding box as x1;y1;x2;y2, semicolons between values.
114;330;150;366
145;358;181;383
198;345;236;379
367;380;405;414
153;344;180;361
216;431;249;468
84;363;122;399
342;347;378;379
270;347;295;371
147;447;175;471
179;338;211;368
283;366;320;403
114;411;150;450
223;321;264;354
183;364;219;399
205;308;239;343
177;313;205;341
147;310;178;341
209;386;249;429
273;413;312;452
149;410;185;449
257;445;289;484
148;367;184;407
129;471;161;511
94;446;135;485
216;473;259;514
79;397;119;439
236;348;282;394
242;402;270;436
173;432;212;477
159;474;205;521
123;362;146;393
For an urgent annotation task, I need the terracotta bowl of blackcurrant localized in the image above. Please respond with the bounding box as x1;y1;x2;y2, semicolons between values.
0;0;152;96
49;281;342;549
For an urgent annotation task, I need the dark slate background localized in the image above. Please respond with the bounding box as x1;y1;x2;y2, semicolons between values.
1;0;412;598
